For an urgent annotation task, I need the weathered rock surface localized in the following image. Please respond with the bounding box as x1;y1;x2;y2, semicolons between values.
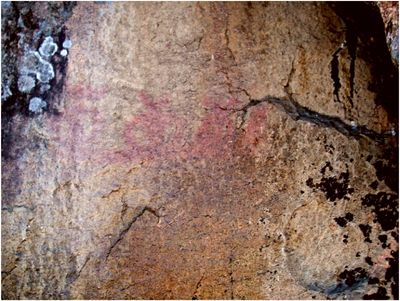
2;2;398;300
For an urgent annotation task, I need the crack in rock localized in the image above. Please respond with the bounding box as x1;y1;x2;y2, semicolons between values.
330;44;344;103
105;206;160;261
237;95;392;143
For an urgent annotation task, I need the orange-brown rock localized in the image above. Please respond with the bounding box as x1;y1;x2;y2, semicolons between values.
2;2;398;300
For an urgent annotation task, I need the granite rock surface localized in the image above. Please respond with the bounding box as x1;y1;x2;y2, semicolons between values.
1;2;398;299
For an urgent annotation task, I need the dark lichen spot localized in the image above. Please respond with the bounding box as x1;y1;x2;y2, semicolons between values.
369;180;379;190
325;144;335;154
321;161;333;175
356;252;361;257
373;160;398;192
337;267;368;287
390;231;398;242
385;250;399;300
378;234;388;248
335;216;348;227
363;287;389;300
345;212;354;221
362;192;398;231
359;224;372;243
306;177;314;188
315;171;354;202
368;277;380;285
365;256;373;266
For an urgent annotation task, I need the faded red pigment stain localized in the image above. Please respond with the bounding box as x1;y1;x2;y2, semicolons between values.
119;93;268;163
190;97;240;159
46;87;269;166
45;84;110;166
118;92;189;162
239;104;269;155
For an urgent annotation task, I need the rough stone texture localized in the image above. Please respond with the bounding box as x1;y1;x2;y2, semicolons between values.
2;2;398;300
378;1;399;65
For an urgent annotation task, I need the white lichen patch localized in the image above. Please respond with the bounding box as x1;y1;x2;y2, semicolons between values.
60;49;68;57
18;75;36;93
36;60;54;83
1;83;12;101
62;39;72;49
39;84;51;94
29;97;47;113
39;36;58;58
20;51;55;84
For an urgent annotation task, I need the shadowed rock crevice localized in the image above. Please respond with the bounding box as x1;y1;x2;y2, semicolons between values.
237;95;394;142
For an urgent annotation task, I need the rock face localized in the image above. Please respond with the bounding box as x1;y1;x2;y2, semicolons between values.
1;2;398;300
378;1;399;65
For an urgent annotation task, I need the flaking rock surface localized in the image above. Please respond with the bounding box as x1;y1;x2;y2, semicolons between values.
2;2;398;300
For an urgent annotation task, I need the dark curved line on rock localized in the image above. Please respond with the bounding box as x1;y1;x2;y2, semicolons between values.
238;95;393;143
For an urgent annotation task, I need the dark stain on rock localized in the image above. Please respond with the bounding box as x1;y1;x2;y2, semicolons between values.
330;2;399;125
343;234;349;244
325;144;335;154
346;27;357;107
363;287;389;300
368;277;380;285
364;256;373;266
372;160;398;193
385;250;399;300
306;169;355;203
369;180;379;190
337;267;368;288
378;234;388;248
321;161;333;175
359;224;372;243
390;231;398;242
330;46;342;103
361;192;398;232
334;212;354;227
